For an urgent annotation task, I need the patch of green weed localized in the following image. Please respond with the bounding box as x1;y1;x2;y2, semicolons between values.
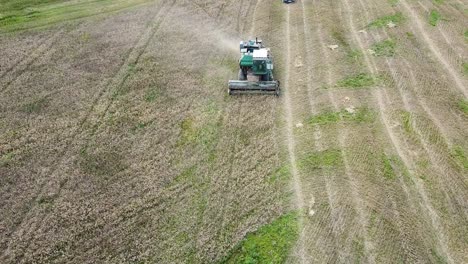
388;0;399;6
221;212;299;264
462;62;468;75
433;0;444;4
347;49;363;63
308;108;376;125
173;166;196;184
144;87;159;102
430;248;448;264
178;118;197;145
368;13;404;28
429;10;441;26
79;147;127;178
332;29;349;48
371;39;396;57
308;110;341;125
344;107;376;122
352;239;365;263
382;154;396;180
400;111;413;134
22;97;48;113
131;120;152;133
37;194;57;205
268;165;291;183
336;73;375;88
0;151;15;167
457;99;468;114
464;30;468;41
299;149;343;170
451;146;468;170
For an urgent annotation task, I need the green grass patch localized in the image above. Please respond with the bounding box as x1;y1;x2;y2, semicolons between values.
370;39;396;57
388;0;399;6
22;97;48;113
299;149;343;170
336;73;375;88
462;62;468;75
173;166;196;184
347;49;363;63
308;107;376;125
308;110;340;125
0;0;152;32
464;30;468;41
79;147;127;178
332;29;349;48
352;239;365;263
144;87;159;102
178;118;197;145
0;0;62;13
429;10;441;26
430;249;448;264
433;0;444;4
268;165;291;183
457;99;468;114
177;113;221;162
382;154;397;180
130;120;152;133
0;151;15;167
451;146;468;170
400;111;413;134
368;12;404;28
221;212;299;264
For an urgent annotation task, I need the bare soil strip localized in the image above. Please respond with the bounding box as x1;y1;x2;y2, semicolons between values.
283;5;307;263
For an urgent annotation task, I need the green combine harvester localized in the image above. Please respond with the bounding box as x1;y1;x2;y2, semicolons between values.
228;38;280;96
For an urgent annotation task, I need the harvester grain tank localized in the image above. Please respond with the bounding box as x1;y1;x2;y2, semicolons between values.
228;38;280;96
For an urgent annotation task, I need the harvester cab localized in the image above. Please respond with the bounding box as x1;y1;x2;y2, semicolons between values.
228;38;280;96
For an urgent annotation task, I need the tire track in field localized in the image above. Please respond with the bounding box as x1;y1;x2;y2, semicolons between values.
399;0;467;97
342;0;427;260
204;2;277;259
0;29;66;94
0;1;171;259
355;0;454;258
417;1;467;57
236;0;245;34
283;5;307;263
0;31;60;79
249;0;261;37
365;0;468;213
195;4;255;259
85;0;176;137
375;0;468;244
342;0;455;261
301;0;376;261
415;1;468;83
362;0;468;256
286;1;343;262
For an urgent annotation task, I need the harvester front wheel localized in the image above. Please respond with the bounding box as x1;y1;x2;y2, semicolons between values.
238;69;246;81
275;80;281;96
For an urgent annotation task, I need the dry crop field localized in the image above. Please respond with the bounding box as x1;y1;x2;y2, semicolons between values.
0;0;467;263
